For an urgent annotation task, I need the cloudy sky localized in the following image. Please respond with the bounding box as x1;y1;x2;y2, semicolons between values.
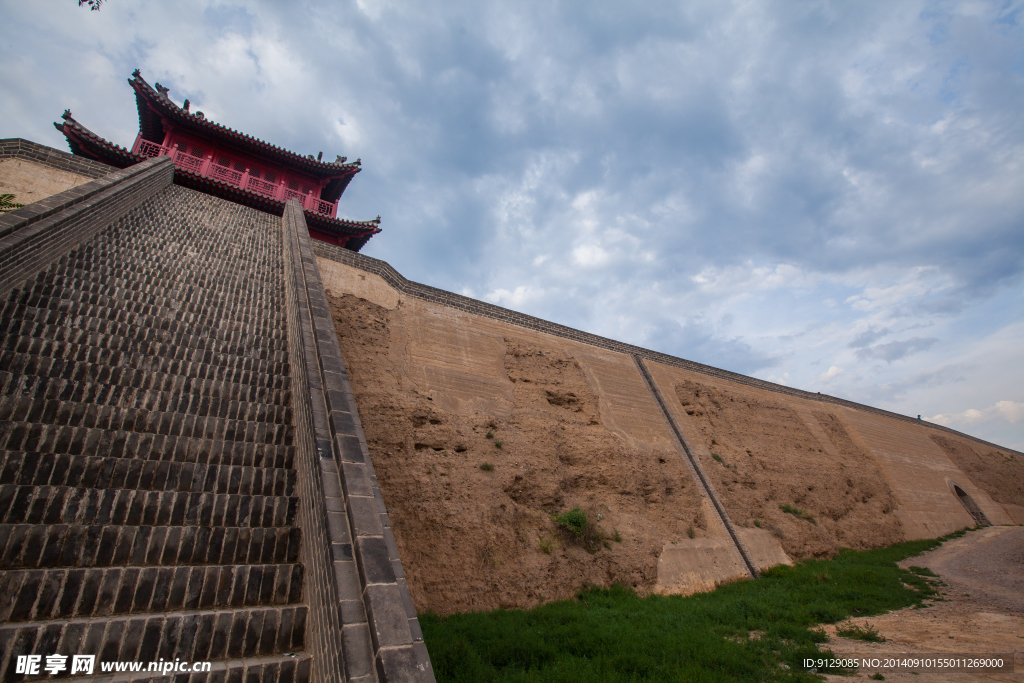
3;0;1023;449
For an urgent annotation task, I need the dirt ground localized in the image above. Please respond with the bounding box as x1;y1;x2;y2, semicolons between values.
673;379;905;559
822;526;1024;682
329;293;710;614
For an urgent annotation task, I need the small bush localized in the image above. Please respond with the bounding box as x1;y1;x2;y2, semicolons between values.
753;519;762;528
870;674;885;681
711;453;723;463
836;622;885;642
486;430;494;439
613;529;622;543
539;536;555;554
555;508;603;551
494;440;504;449
557;508;589;536
479;462;494;472
687;525;696;539
0;194;25;213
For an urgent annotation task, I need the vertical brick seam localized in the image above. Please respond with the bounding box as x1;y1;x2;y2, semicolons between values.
634;356;759;578
312;240;1021;458
285;202;434;683
0;156;174;298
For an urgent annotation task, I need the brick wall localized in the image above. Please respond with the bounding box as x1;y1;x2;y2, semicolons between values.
0;138;114;179
0;156;174;298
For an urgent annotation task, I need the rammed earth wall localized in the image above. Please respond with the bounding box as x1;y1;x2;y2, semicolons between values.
311;241;1021;458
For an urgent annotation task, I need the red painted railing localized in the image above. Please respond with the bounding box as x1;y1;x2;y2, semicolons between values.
132;136;338;216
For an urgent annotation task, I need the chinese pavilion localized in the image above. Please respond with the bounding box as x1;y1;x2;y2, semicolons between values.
55;70;381;251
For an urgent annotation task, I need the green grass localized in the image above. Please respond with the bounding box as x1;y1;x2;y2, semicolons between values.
836;622;885;642
780;504;816;524
422;532;963;682
480;462;494;472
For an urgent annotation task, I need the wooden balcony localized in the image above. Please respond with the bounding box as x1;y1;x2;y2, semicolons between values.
133;138;338;216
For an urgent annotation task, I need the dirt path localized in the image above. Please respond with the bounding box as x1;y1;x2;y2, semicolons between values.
822;527;1024;682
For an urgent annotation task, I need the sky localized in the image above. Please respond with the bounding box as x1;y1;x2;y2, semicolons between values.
3;0;1023;450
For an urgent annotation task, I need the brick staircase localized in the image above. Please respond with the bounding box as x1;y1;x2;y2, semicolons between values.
0;187;311;681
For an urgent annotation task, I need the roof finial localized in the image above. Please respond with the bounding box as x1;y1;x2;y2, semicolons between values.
132;68;141;79
355;158;361;165
317;151;323;162
335;156;347;164
195;111;205;120
61;109;73;121
183;99;190;112
155;83;169;98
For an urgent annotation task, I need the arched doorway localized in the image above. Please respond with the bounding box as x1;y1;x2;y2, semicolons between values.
949;482;991;527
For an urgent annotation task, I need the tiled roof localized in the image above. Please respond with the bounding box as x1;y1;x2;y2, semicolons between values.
54;112;381;250
53;110;142;169
130;70;362;180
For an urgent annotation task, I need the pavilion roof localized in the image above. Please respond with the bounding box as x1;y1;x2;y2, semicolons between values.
129;70;360;203
55;111;381;251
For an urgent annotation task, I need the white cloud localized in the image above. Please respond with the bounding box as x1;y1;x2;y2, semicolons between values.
484;285;539;309
929;401;1024;428
817;366;844;385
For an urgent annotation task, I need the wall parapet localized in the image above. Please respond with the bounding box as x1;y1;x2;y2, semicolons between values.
0;155;173;297
287;202;434;683
313;240;1021;458
0;137;114;179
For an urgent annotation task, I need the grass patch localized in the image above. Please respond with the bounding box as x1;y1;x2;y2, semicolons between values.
554;508;603;551
780;504;816;524
711;453;724;463
480;462;494;472
422;531;966;682
836;622;885;642
494;440;504;449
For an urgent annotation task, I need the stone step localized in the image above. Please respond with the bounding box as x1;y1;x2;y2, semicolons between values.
47;253;285;309
0;524;302;569
1;332;288;382
1;351;291;398
0;563;303;622
0;452;296;497
0;424;293;470
0;375;293;427
15;272;285;329
0;486;298;527
9;279;284;334
0;305;288;359
0;399;294;446
0;605;308;678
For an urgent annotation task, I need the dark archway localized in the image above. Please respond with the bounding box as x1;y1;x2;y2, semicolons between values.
950;482;991;527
